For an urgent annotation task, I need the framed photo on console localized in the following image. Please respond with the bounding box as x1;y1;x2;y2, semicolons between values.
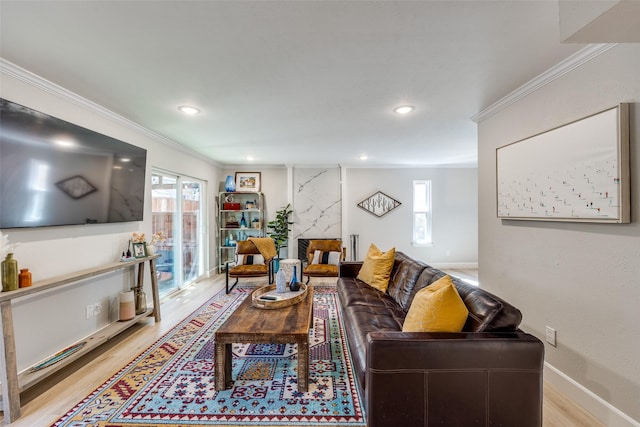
235;172;261;192
132;243;147;258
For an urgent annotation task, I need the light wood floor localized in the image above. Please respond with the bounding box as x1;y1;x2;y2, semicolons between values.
3;273;603;426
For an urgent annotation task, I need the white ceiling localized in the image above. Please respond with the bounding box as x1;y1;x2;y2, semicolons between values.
0;1;587;167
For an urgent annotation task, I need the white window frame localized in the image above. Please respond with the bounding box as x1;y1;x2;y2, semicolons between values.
412;180;432;246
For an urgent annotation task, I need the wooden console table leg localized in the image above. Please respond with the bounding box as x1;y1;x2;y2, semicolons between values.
148;259;161;322
0;301;21;422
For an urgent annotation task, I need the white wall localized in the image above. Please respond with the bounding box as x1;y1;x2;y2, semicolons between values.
1;66;221;371
344;167;477;265
478;44;640;426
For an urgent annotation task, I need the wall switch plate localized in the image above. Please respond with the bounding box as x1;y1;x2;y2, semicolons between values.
93;302;103;317
546;326;557;347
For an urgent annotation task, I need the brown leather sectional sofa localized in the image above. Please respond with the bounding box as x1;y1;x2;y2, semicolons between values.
337;251;544;427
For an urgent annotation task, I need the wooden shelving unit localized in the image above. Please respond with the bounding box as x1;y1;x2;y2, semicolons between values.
218;192;266;271
0;255;161;424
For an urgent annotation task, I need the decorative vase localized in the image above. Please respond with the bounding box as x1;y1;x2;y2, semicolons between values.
119;290;135;321
19;268;32;288
289;265;301;291
224;175;236;192
134;288;147;315
276;268;287;293
240;212;247;228
1;253;19;292
146;244;156;255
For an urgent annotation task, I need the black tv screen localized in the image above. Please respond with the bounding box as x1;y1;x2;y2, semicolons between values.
0;98;147;228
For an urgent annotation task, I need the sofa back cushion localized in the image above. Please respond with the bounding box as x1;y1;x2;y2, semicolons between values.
412;267;522;332
386;252;428;311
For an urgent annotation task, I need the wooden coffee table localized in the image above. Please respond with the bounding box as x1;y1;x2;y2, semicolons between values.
214;286;314;392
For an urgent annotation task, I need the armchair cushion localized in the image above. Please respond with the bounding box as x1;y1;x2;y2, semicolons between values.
306;240;344;264
311;250;341;265
304;263;339;277
237;254;265;265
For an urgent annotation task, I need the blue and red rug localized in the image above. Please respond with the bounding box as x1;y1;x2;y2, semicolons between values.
51;286;366;426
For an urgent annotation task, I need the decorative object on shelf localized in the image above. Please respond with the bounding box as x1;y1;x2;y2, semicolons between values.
119;290;135;321
235;172;261;192
1;253;19;292
252;218;261;229
275;268;287;293
240;212;247;228
27;341;87;373
19;268;32;288
134;287;147;315
267;203;294;260
224;175;236;192
289;265;301;291
144;231;166;256
132;243;147;258
357;191;402;217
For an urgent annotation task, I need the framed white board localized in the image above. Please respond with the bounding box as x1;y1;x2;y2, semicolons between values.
496;104;629;223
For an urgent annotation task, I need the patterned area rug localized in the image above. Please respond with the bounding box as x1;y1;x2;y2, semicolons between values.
51;286;365;426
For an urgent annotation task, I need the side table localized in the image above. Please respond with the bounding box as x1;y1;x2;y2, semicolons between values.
278;258;301;283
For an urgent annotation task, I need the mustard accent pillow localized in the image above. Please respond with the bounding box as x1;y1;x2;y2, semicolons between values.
356;243;396;293
402;275;469;332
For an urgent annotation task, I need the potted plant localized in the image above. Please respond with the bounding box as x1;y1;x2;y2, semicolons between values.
267;204;294;267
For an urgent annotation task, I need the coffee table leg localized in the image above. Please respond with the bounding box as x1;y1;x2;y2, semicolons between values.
215;341;233;391
297;339;309;392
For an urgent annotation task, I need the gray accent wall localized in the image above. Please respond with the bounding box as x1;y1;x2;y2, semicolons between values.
477;44;640;425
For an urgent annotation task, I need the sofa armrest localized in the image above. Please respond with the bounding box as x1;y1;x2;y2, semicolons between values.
365;331;544;427
339;261;362;278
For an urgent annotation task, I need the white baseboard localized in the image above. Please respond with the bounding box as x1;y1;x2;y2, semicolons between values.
544;363;640;427
429;262;478;269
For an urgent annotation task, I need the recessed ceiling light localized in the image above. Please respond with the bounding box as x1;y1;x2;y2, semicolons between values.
246;156;254;161
393;105;414;114
359;155;368;161
178;105;200;115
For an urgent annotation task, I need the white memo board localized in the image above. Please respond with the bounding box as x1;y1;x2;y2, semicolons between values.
496;104;629;223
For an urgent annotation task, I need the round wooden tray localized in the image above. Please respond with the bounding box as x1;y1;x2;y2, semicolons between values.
251;283;308;309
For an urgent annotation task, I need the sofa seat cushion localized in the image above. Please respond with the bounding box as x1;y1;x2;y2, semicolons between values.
342;303;405;388
303;263;339;277
337;276;402;312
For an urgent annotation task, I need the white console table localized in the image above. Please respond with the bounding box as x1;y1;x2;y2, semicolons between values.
0;254;161;423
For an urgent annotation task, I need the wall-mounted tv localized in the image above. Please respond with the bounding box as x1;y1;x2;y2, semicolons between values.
0;98;147;228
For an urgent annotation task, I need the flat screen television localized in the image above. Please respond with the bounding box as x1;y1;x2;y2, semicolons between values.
0;98;147;228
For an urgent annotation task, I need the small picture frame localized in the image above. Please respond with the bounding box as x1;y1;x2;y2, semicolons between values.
235;172;261;192
132;243;147;258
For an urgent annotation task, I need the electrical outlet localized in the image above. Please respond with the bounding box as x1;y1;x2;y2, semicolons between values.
545;326;556;347
86;304;94;319
93;302;103;317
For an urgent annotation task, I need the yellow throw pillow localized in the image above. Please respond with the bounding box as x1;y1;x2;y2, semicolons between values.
402;275;469;332
356;243;396;293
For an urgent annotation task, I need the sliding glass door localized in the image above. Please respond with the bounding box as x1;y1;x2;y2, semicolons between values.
151;170;206;296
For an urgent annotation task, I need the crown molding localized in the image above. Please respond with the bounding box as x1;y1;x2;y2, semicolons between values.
0;58;220;167
471;43;618;123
